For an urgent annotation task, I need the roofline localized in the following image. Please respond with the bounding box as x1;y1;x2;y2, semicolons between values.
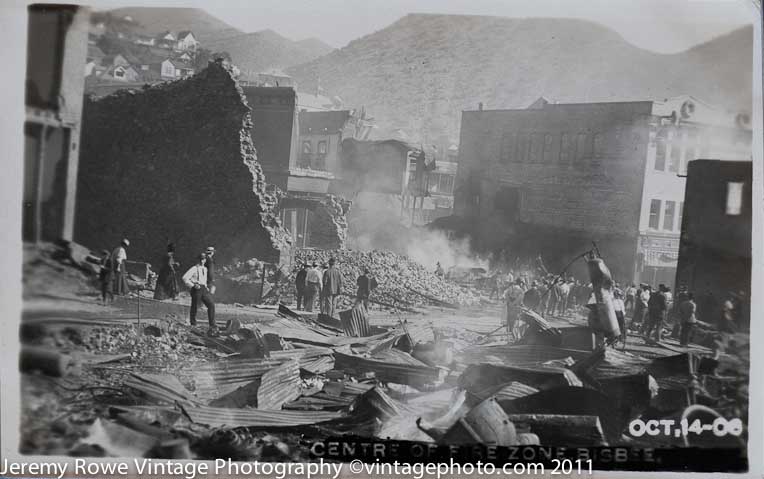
463;100;655;114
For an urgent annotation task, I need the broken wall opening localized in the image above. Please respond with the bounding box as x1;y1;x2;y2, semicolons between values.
279;195;351;250
75;60;291;271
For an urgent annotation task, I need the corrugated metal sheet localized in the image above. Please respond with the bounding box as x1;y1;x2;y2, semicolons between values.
339;306;372;337
334;351;440;387
256;359;301;410
300;356;335;375
458;345;590;366
494;381;540;401
283;394;355;411
124;373;200;406
183;405;344;427
192;359;285;402
459;364;582;405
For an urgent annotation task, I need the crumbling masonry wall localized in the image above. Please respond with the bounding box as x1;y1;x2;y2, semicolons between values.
281;195;351;250
75;61;291;269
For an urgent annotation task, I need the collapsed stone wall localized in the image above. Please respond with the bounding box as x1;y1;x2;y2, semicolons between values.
280;195;351;250
75;61;292;271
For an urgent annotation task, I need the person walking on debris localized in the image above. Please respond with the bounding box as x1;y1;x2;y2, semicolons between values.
322;257;343;317
304;262;322;312
182;253;216;333
154;242;180;300
679;292;697;346
644;284;668;343
204;246;216;295
719;291;740;334
295;263;308;310
111;238;130;295
98;249;114;305
355;268;377;310
504;278;525;340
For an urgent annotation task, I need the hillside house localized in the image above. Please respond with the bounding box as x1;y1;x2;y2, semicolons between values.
176;31;199;52
159;58;194;79
155;31;176;49
103;63;140;82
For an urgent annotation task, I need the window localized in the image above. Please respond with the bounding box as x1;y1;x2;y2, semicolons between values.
516;134;528;162
439;175;454;195
663;201;675;231
114;68;124;78
543;134;554;162
318;141;327;155
726;182;744;215
654;141;666;171
500;133;515;163
529;134;541;162
576;133;588;161
593;133;605;157
649;199;661;229
682;148;694;174
302;141;312;154
559;134;570;163
668;146;681;172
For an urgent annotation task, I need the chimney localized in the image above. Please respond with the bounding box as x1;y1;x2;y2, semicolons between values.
478;102;484;111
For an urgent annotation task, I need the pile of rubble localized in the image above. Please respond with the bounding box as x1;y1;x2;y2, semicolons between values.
289;249;482;310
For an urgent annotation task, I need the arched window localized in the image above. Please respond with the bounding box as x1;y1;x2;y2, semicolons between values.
593;133;605;157
529;133;541;162
318;141;327;155
302;141;312;154
559;134;571;163
500;133;515;163
576;133;588;161
543;134;554;162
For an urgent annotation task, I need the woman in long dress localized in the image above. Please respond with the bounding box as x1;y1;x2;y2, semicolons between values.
154;243;180;300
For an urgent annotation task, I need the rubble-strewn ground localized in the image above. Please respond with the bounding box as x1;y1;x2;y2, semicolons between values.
19;243;750;461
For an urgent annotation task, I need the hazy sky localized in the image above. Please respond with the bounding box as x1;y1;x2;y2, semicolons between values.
89;0;758;53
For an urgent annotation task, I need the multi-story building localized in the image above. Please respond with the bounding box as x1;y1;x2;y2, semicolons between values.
453;96;751;284
24;4;90;242
675;160;752;326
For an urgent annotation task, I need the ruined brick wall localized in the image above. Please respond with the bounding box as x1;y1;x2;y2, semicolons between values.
75;61;291;270
281;195;351;250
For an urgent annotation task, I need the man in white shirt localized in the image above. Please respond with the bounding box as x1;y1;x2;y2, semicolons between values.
304;262;322;312
182;253;216;329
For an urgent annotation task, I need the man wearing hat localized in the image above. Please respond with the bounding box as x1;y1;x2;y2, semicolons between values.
295;263;308;310
204;247;216;295
182;253;216;331
111;238;130;295
322;257;343;318
304;262;322;312
504;278;526;340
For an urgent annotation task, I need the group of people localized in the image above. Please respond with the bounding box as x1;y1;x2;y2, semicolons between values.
97;240;219;333
294;259;377;316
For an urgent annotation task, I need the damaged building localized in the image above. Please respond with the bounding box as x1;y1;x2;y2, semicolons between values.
23;4;89;243
75;61;292;268
452;96;751;283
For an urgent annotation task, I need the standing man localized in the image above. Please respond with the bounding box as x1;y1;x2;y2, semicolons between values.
182;253;216;333
613;288;627;346
644;285;668;343
111;238;130;296
322;257;343;317
679;292;697;347
625;283;637;314
99;249;114;305
356;268;376;310
304;262;321;312
204;247;216;295
635;284;650;330
504;278;525;341
295;263;308;310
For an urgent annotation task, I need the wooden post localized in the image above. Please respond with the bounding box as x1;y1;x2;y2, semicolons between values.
259;263;267;304
34;125;49;244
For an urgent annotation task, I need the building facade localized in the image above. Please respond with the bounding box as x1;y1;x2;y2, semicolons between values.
24;4;90;243
675;160;752;327
454;97;751;284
